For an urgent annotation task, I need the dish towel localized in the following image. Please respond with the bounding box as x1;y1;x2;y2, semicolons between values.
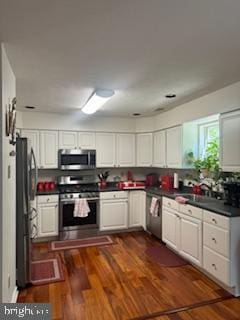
73;199;90;218
175;196;189;204
150;197;159;217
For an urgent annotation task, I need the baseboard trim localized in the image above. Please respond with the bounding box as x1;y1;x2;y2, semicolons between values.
11;286;18;303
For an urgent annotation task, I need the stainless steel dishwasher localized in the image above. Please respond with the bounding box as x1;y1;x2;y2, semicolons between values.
146;192;162;239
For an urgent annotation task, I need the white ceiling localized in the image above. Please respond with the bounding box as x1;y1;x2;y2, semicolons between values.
1;0;240;117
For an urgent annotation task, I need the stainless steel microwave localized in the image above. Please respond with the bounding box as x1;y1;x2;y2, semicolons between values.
58;149;96;170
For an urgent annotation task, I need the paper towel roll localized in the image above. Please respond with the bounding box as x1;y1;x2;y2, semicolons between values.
174;173;179;189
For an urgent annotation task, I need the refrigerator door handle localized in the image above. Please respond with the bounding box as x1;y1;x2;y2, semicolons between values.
30;148;38;200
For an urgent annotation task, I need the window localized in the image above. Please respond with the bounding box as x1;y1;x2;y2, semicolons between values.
199;121;219;158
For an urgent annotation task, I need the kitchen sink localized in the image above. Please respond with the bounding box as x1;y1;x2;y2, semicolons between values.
174;193;218;204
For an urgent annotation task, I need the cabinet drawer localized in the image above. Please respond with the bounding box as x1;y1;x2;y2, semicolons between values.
162;197;179;211
37;195;59;204
100;191;128;200
203;246;231;286
203;222;229;258
179;204;203;220
203;210;229;230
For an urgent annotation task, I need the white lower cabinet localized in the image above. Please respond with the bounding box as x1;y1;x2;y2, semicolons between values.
179;213;202;266
162;197;240;296
100;192;128;231
129;191;146;228
163;200;203;267
162;207;180;252
36;195;59;238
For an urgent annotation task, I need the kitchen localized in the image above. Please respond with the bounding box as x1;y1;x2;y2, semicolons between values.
1;1;240;319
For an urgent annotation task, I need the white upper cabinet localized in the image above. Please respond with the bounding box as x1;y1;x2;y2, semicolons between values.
136;133;153;167
21;129;40;167
40;131;59;168
96;133;116;167
59;131;78;149
116;133;135;167
78;132;96;149
220;110;240;171
166;126;182;168
153;130;166;167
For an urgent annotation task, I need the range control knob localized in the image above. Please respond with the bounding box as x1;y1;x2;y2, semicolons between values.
78;194;81;198
69;194;73;199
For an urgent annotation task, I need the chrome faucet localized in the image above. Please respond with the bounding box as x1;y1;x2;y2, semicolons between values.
200;183;213;197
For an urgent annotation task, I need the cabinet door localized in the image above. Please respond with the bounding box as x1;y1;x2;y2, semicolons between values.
136;133;153;166
153;130;166;167
59;131;78;149
40;131;59;168
220;110;240;171
100;199;128;231
21;129;40;167
78;132;95;149
37;203;58;237
96;133;116;167
166;126;182;168
179;214;202;266
162;208;179;251
129;191;146;228
116;133;135;167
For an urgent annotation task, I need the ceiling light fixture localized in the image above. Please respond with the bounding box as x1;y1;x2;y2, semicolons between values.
165;94;176;98
81;89;115;114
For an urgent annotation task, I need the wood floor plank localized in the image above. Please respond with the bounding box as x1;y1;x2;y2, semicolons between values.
18;231;240;320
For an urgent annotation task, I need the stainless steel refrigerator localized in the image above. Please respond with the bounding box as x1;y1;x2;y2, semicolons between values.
16;137;38;288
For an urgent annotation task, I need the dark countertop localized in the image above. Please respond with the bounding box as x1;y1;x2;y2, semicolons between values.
145;187;240;218
37;189;60;195
36;183;240;218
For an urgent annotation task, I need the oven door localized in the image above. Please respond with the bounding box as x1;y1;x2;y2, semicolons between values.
58;149;96;170
60;198;99;231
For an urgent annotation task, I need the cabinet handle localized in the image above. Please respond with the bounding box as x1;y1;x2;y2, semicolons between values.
212;237;216;243
188;209;192;214
168;202;171;207
211;263;217;270
175;214;180;218
212;218;217;224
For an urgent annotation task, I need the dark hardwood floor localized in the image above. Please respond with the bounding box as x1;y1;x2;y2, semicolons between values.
18;231;240;320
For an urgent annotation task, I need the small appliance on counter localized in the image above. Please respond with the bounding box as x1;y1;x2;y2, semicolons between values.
37;181;56;191
117;181;146;190
224;182;240;207
146;173;158;187
161;175;174;191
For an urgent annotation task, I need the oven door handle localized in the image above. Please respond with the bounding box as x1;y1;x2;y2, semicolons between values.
60;197;99;203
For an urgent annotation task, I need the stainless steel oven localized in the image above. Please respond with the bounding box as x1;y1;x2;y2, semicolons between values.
58;149;96;170
59;192;99;240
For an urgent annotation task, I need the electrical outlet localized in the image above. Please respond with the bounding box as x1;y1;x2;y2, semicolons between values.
8;274;11;288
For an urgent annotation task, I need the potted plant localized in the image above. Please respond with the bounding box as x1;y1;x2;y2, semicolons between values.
187;139;220;181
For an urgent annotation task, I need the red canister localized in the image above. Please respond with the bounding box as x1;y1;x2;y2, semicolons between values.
44;181;50;191
37;182;44;191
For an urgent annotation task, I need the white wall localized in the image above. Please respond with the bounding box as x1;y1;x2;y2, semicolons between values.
20;111;136;132
0;44;17;303
136;81;240;132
